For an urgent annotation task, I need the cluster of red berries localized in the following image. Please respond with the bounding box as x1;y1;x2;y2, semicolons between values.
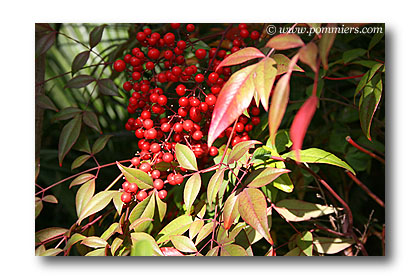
113;23;262;204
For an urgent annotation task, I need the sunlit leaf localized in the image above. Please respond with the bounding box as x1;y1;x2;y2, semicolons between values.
272;54;304;76
207;168;225;208
223;192;240;230
77;191;115;225
253;57;277;111
359;75;382;140
110;237;123;256
81;236;108;248
71;154;91;170
131;232;163;256
35;197;43;219
157;215;193;243
206;246;219;256
266;33;305;50
39;248;63;256
195;222;214;245
273;199;338;222
215;47;265;72
313;237;354;254
208;64;257;147
299;42;318;72
155;192;167;222
75;179;95;218
63;233;86;251
58;114;82;166
35;227;67;245
161;247;185;256
245;167;290;188
130;193;155;232
227;140;261;165
85;248;105;256
175;143;198;171
220;244;248;256
100;223;120;241
116;161;153;189
184;173;201;214
170;235;197;253
189;220;204;240
238;188;273;245
69;173;95;189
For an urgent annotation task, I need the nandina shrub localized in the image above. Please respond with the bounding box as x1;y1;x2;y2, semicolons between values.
35;23;385;256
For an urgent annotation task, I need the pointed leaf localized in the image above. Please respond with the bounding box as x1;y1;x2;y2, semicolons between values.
220;244;248;256
83;111;102;134
129;217;154;231
35;227;67;245
284;247;307;256
100;223;120;241
89;24;107;48
207;168;225;207
129;195;152;223
299;42;318;72
39;248;63;256
313;237;354;254
195;222;214;245
112;191;124;216
208;64;257;147
77;191;115;225
289;95;318;162
184;173;201;214
245;167;290;188
157;215;193;243
253;58;277;111
281;148;355;175
52;107;82;122
116;161;153;189
97;78;120;96
71;51;90;74
155;192;167;222
359;76;382;140
63;233;86;251
36;31;56;57
319;25;337;70
85;248;105;256
273;199;337;222
189;220;204;240
92;134;112;154
58;114;82;166
35;197;43;219
269;54;299;142
354;63;383;96
42;195;58;204
215;47;265;72
36;95;59;112
223;192;240;230
131;232;163;256
227;140;261;165
297;231;313;256
110;237;123;256
81;236;108;248
69;173;95;189
65;75;96;89
161;247;185;256
266;33;304;50
343;48;366;64
206;246;219;256
71;154;91;170
175;143;198;171
238;188;273;244
170;235;197;253
75;179;95;218
132;193;155;232
272;54;304;76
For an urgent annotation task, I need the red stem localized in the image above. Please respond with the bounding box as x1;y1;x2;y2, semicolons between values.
323;74;365;80
345;171;385;208
346;136;385;164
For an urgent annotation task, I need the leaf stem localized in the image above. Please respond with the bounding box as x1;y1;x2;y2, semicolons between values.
346;136;385;164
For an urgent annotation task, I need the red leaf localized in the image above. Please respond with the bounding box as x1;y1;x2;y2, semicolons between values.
319;24;337;70
215;47;265;72
207;64;257;147
265;33;304;50
160;247;185;256
289;95;318;162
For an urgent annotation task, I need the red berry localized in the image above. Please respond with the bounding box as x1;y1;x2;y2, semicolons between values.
151;169;161;179
141;110;151;120
123;81;133;91
150;143;161;153
139;162;151;173
113;60;126;72
235;122;244;133
121;192;132;204
251;107;260;116
158;190;167;200
209;146;218;156
145;128;157;139
195;74;204;83
250;31;260;40
136;190;148;201
205;94;217;106
174;122;183;133
174;174;184;185
195;49;207;59
171;23;181;29
177;40;187;49
143;119;154;129
128;182;138;193
122;181;130;192
162;153;174;163
145;61;154;70
148;48;160;60
136;32;147;42
183;120;194;131
240;29;249;38
163;33;175;44
251;116;260;126
153;179;164;190
176;84;186;96
157;95;167;106
161;122;171;132
238;23;248;30
186;24;195;32
131;157;141;166
192;130;203;140
208;72;219;83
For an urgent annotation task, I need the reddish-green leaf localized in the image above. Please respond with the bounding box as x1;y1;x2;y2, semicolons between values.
289;95;318;162
359;75;382;140
36;31;56;57
131;193;155;232
75;179;95;218
97;78;120;96
206;246;219;256
220;244;248;256
208;64;257;147
129;195;152;223
112;192;124;216
266;33;304;50
184;173;201;214
253;57;277;111
269;54;299;142
35;95;58;112
207;168;225;207
227;140;261;164
215;47;265;72
52;107;82;122
155;191;167;222
130;232;163;256
69;173;95;189
238;188;273;245
161;247;185;256
157;215;193;243
81;236;107;248
129;217;154;231
35;23;54;33
299;42;318;72
71;51;90;74
110;237;123;256
71;154;91;170
63;233;86;251
223;192;240;230
83;111;102;134
100;223;120;241
89;24;107;48
175;143;198;171
272;54;304;76
35;197;43;219
170;235;197;253
245;167;290;188
319;24;337;70
39;248;63;256
77;191;115;225
58;114;82;166
273;199;337;222
35;227;67;245
313;237;354;254
42;195;58;204
195;222;214;245
189;220;204;240
92;134;112;154
73;133;91;154
65;75;96;89
85;248;106;256
116;161;153;189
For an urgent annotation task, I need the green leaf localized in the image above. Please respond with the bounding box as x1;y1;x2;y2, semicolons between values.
71;154;91;170
42;195;58;204
264;130;292;156
131;193;155;232
75;179;95;218
273;199;337;222
52;107;82;122
281;148;356;175
195;222;214;245
297;231;313;256
73;132;91;154
313;237;354;254
238;188;273;245
170;235;197;253
129;195;152;223
207;168;226;208
116;161;153;189
227;140;261;164
65;75;96;89
157;215;193;244
81;236;108;248
92;134;113;155
254;57;277;111
359;75;382;140
184;173;201;214
223;192;240;230
100;223;120;241
39;248;63;256
110;237;123;256
77;191;115;225
342;48;366;64
129;217;154;231
354;63;383;96
284;247;307;256
131;232;163;256
71;51;90;74
69;173;95;189
319;24;336;70
89;24;107;48
63;233;86;251
131;239;155;256
35;197;43;219
36;95;59;112
220;244;248;256
58;114;82;166
83;111;102;134
36;31;56;57
206;246;219;256
272;54;304;76
97;78;120;96
155;192;167;222
368;31;384;51
35;227;67;245
189;220;204;240
175;143;198;171
85;248;106;256
245;167;290;188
